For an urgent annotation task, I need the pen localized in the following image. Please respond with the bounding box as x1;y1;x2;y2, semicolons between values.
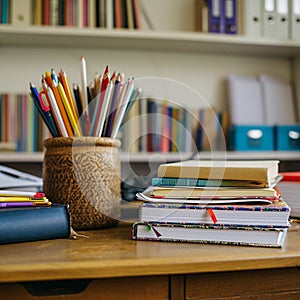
0;201;51;208
0;196;48;202
0;190;45;198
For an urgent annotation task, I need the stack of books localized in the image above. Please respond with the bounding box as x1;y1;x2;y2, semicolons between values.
0;190;71;244
132;160;291;247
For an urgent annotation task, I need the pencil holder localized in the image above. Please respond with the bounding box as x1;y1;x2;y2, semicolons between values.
43;137;121;230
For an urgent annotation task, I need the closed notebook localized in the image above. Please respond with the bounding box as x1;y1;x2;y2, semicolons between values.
0;204;70;244
132;222;288;248
139;199;291;227
150;186;280;199
157;160;279;182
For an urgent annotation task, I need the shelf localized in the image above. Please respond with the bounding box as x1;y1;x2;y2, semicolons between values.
1;151;299;163
1;26;300;57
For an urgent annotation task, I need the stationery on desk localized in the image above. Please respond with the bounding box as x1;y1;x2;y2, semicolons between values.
133;159;291;248
29;56;141;139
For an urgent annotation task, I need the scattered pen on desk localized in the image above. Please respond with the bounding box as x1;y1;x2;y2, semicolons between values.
0;201;51;208
0;196;48;202
0;190;45;198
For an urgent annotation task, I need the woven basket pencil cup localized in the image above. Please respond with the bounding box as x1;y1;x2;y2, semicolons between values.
43;137;121;230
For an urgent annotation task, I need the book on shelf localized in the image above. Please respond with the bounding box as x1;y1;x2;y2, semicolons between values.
132;222;288;248
120;98;226;153
0;203;71;245
5;0;142;29
0;92;47;152
157;160;280;183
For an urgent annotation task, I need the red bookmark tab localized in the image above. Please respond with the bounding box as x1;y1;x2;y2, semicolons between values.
34;192;46;198
146;224;161;237
207;208;217;224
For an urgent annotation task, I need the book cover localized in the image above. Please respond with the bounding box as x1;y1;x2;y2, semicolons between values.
0;204;70;244
139;199;291;227
157;160;279;182
151;176;281;188
132;222;288;247
150;186;280;200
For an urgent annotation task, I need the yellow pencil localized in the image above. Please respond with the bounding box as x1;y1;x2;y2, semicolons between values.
57;81;82;136
59;70;79;120
51;81;74;137
0;197;48;202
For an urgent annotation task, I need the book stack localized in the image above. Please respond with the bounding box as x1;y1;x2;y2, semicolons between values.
0;190;71;244
133;160;291;247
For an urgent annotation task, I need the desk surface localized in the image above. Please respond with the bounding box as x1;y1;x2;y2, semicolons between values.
0;222;299;283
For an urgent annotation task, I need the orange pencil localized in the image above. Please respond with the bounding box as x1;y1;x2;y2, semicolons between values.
57;81;82;136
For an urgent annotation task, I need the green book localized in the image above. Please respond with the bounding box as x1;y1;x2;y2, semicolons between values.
151;177;279;188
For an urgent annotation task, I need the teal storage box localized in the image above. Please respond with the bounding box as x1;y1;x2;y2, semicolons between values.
228;125;274;151
275;125;300;150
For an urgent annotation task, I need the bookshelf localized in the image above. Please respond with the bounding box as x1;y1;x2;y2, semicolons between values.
1;0;300;175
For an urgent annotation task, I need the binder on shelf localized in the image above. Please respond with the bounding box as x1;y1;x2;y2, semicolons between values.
242;0;262;37
195;0;209;32
275;0;289;39
290;0;300;40
262;0;277;38
1;0;10;24
259;74;296;125
11;0;32;26
224;0;237;34
227;74;264;125
208;0;225;33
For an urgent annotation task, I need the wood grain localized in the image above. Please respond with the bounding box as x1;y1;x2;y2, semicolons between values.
0;223;299;283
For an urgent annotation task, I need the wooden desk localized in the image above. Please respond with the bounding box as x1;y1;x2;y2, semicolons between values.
0;222;299;300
